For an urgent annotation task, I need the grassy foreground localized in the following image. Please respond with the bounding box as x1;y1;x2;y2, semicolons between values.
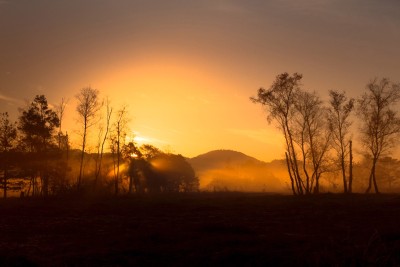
0;193;400;266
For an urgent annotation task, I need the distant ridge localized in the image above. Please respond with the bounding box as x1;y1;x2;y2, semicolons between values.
187;150;289;192
189;149;264;172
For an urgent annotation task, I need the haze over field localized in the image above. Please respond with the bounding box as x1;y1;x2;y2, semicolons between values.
1;0;400;161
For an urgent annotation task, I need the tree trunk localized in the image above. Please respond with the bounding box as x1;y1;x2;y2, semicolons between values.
348;140;353;193
285;152;296;195
372;170;380;194
366;156;378;193
115;129;120;195
341;154;347;193
78;123;87;190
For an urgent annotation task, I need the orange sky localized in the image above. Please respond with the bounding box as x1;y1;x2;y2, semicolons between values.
1;1;400;161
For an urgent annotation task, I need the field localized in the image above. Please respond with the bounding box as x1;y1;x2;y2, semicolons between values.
0;193;400;266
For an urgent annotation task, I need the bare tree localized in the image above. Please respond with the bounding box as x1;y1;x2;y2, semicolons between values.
55;97;68;149
293;91;331;193
55;97;68;134
110;106;129;195
251;73;304;195
76;87;101;189
94;98;112;188
327;90;354;193
0;112;17;198
357;78;400;194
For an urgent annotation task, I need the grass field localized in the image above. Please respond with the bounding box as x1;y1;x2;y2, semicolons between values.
0;193;400;266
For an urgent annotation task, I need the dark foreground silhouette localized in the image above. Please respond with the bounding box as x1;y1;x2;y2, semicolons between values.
1;193;400;266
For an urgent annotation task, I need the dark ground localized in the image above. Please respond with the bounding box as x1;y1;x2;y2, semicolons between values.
0;193;400;266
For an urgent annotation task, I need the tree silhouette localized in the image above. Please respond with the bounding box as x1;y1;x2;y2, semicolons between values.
327;90;354;193
18;95;59;195
251;73;304;195
19;95;59;153
147;153;198;193
293;91;331;194
55;97;68;149
357;78;400;194
122;141;142;194
76;87;100;190
110;106;129;195
0;112;17;198
94;98;112;189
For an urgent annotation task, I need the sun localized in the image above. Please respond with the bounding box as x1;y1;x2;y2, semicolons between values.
134;136;150;144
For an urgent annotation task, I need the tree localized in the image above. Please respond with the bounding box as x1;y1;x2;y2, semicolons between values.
357;78;400;193
110;106;129;195
76;87;101;189
18;95;60;196
94;98;112;188
122;141;142;194
0;112;17;153
19;95;59;152
327;90;354;193
55;97;68;149
0;112;17;198
146;153;199;193
293;91;331;194
251;73;304;195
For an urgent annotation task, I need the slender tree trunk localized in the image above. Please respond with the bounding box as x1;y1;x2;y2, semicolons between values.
285;121;303;195
366;169;373;194
285;152;296;195
115;130;120;195
314;174;320;194
78;122;87;190
372;168;380;194
366;157;378;193
341;154;347;193
94;104;112;188
348;141;353;193
302;154;310;194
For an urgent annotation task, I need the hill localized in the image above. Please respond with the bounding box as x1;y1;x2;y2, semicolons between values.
189;150;264;171
188;150;290;193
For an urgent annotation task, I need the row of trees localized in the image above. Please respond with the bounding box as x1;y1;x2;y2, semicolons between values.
252;73;400;195
0;88;199;198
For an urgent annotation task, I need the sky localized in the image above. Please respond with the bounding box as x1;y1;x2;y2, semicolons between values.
1;0;400;161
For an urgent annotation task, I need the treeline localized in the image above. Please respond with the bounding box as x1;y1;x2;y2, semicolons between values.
252;73;400;195
0;88;199;198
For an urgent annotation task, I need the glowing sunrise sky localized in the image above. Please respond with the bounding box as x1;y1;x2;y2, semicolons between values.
1;0;400;161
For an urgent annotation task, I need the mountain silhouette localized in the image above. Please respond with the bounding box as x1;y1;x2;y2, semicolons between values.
188;150;289;193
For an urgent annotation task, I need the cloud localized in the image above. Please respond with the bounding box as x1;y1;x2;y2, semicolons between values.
0;92;22;105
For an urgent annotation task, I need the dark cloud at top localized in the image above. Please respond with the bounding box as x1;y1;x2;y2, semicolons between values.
0;0;399;104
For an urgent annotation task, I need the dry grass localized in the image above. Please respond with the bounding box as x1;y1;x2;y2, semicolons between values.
0;193;400;266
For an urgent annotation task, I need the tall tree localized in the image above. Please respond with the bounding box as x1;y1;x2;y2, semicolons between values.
110;106;129;195
357;78;400;194
55;97;68;149
327;90;354;193
94;98;112;188
293;91;331;194
18;95;59;196
122;141;142;194
76;87;101;189
251;73;304;195
0;112;17;198
19;95;59;152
